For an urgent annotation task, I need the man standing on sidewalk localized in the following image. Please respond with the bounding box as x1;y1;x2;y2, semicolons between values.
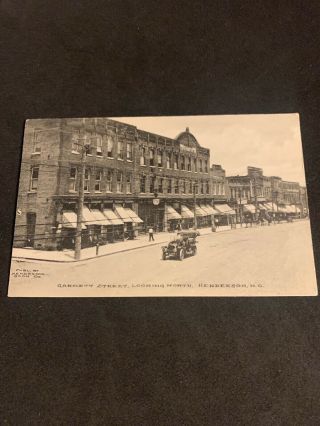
148;227;154;242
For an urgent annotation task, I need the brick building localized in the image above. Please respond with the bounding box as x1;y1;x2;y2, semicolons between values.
14;118;229;250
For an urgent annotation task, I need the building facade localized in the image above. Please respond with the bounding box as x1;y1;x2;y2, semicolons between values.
14;118;229;250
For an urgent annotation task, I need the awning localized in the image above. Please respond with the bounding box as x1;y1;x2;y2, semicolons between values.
82;206;101;225
125;208;144;224
90;209;112;226
258;203;267;210
243;204;256;214
62;211;86;229
195;206;208;217
166;205;182;220
200;204;216;216
114;206;133;223
264;202;278;212
103;209;124;225
180;205;194;219
214;204;236;215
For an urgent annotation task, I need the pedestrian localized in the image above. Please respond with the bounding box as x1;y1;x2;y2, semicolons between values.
148;227;154;242
96;240;100;256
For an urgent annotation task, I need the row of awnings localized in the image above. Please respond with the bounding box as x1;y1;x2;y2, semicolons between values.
166;204;236;221
242;203;302;214
62;206;144;229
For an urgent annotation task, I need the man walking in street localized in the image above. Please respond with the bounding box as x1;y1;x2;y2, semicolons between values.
148;227;154;242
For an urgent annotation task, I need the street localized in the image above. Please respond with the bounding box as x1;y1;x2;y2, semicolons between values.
8;220;318;297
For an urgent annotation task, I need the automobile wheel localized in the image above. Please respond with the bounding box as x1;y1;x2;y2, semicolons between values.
178;249;185;261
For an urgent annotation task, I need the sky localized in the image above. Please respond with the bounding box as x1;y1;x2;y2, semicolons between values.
114;114;306;185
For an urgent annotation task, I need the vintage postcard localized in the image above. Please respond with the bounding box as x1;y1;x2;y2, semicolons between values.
8;114;317;297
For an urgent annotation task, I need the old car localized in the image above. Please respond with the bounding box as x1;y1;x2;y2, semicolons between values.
162;230;199;261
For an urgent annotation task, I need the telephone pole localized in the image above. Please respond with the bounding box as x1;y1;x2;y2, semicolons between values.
74;138;88;260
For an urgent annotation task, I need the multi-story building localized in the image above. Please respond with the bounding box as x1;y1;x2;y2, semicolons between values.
227;166;307;221
14;118;229;250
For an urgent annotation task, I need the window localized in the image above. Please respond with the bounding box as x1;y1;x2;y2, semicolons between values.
187;157;191;171
96;136;102;157
140;175;146;193
149;148;155;167
30;166;39;191
174;154;178;170
182;180;186;194
71;136;81;154
140;147;146;165
166;152;171;169
126;142;133;161
189;181;193;193
150;176;156;193
200;182;204;194
206;181;210;194
33;133;41;154
204;160;208;173
84;169;90;192
116;171;123;193
126;174;132;193
107;136;114;158
69;167;77;191
157;149;163;167
158;178;163;193
167;179;172;194
199;160;203;173
181;155;185;170
95;170;102;192
117;140;124;160
175;179;179;194
106;170;113;192
194;158;197;172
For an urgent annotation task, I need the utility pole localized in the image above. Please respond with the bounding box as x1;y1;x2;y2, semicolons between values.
193;182;197;230
74;137;88;260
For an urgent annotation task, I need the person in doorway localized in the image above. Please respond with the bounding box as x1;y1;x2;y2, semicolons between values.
148;227;154;241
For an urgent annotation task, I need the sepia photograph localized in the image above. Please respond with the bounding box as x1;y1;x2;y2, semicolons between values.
8;114;317;297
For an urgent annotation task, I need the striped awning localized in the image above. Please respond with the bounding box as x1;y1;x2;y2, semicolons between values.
114;206;133;223
103;209;124;225
90;209;112;226
214;204;236;215
62;211;86;229
82;206;102;225
195;206;208;217
243;204;256;214
125;208;144;224
180;205;194;219
166;205;182;220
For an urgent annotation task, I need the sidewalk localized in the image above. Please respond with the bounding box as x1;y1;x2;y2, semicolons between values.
11;225;233;263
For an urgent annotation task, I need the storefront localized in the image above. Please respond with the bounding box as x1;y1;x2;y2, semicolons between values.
165;205;182;232
103;209;125;242
213;204;236;226
180;204;194;229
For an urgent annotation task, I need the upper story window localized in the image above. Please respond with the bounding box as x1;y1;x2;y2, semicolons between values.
158;178;163;193
166;152;171;169
30;166;39;191
157;149;163;167
181;155;185;170
33;133;41;154
174;179;179;194
187;157;191;171
189;180;193;193
174;154;178;170
199;159;203;173
96;136;103;157
204;160;208;173
140;175;146;193
126;142;133;161
84;168;90;192
167;178;172;194
106;170;113;192
116;171;123;193
182;180;186;194
117;140;124;160
206;181;210;194
95;170;102;192
71;136;81;154
126;174;132;193
150;175;156;193
149;148;155;167
193;158;197;172
140;147;146;166
107;136;114;158
69;167;77;191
